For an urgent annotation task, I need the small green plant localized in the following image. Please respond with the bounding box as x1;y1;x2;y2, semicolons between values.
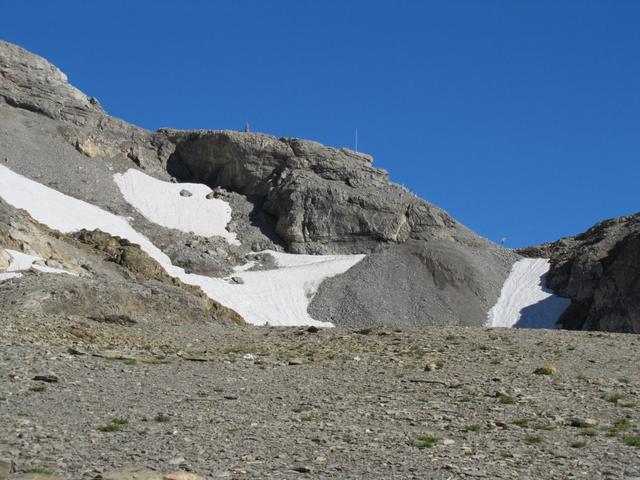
300;415;313;422
605;393;628;403
533;365;557;376
620;401;637;408
576;374;587;381
99;417;128;432
99;423;120;432
435;360;444;370
606;418;631;437
524;435;543;444
154;414;170;423
465;424;481;433
123;358;137;365
415;435;439;449
623;435;640;447
581;428;597;437
29;385;46;393
499;394;515;405
617;377;630;384
570;440;587;448
26;467;49;474
512;418;528;427
460;395;472;403
533;423;556;431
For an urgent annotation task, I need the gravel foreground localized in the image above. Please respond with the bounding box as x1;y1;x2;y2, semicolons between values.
1;317;640;479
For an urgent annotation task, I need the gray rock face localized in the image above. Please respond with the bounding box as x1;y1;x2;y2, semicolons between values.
520;213;640;333
0;41;100;123
0;40;174;173
162;129;457;254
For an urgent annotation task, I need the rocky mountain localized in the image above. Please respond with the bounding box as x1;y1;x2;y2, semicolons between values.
1;39;640;480
520;213;640;333
0;39;637;333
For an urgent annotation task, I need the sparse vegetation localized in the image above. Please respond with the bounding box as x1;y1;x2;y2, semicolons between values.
29;385;46;392
26;467;49;474
499;394;515;405
99;417;128;432
524;435;543;444
415;435;439;449
570;441;587;448
99;423;121;432
465;424;481;433
606;418;631;437
624;435;640;447
512;418;528;427
533;423;556;431
154;414;170;423
605;393;628;404
533;364;557;376
581;428;597;437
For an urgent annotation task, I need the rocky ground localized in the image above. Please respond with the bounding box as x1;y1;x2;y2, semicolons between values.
1;315;639;479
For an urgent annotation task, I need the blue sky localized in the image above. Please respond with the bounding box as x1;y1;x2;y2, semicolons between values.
2;0;639;247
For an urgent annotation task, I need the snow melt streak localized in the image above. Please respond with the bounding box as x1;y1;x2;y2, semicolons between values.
487;258;570;329
0;165;364;326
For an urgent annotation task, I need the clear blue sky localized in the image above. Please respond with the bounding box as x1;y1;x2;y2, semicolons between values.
2;0;639;247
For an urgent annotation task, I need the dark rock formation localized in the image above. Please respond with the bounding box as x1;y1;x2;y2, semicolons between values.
519;213;640;333
162;129;455;254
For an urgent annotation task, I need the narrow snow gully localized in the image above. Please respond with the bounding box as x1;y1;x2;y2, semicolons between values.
487;258;571;329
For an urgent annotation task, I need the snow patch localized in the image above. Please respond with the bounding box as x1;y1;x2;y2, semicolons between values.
0;249;76;281
487;258;570;329
0;165;364;326
114;169;239;245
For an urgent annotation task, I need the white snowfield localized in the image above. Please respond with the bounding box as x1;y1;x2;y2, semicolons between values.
0;249;76;282
0;165;364;326
114;168;240;245
487;258;571;329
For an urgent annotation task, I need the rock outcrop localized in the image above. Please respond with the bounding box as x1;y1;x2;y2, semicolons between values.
162;129;458;254
519;213;640;333
0;199;243;326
